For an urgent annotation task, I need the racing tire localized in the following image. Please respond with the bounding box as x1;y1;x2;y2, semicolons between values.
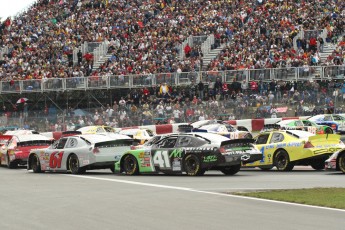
311;159;325;170
7;154;17;169
30;154;42;173
220;164;241;175
183;154;205;176
338;154;345;173
274;150;294;171
324;127;333;134
243;133;253;139
68;154;86;174
259;166;273;171
123;154;139;175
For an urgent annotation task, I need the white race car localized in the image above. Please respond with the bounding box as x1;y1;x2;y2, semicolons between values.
27;134;135;174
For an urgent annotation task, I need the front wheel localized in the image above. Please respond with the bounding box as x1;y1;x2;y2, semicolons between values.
30;154;42;173
324;127;333;134
311;159;325;170
123;154;139;175
183;154;205;176
69;154;86;174
259;166;273;171
220;164;241;175
338;154;345;173
274;150;294;171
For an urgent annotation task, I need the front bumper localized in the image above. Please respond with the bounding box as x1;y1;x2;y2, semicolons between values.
325;160;337;171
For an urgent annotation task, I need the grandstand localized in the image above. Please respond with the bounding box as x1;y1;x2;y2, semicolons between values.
0;0;344;131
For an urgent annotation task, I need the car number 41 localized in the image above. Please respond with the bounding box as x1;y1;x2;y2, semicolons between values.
153;151;170;168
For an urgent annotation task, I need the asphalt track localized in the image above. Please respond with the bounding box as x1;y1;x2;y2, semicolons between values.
1;166;344;230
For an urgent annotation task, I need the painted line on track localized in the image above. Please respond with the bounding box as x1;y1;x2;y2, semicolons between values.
66;174;345;213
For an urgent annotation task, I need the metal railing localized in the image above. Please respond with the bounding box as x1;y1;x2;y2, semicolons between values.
0;65;343;94
201;34;214;57
93;40;109;64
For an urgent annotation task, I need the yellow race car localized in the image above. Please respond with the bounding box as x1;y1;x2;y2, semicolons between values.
243;130;344;171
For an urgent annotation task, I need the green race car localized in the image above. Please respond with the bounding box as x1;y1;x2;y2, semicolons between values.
114;133;262;176
264;119;334;134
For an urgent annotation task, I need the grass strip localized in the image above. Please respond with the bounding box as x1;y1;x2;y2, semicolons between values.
233;188;345;209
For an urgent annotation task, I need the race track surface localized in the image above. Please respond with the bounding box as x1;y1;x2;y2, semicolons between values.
1;166;344;230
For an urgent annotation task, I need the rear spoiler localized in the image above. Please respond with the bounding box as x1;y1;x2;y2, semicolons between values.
178;124;194;133
262;124;302;131
94;139;135;148
61;131;82;137
221;138;255;146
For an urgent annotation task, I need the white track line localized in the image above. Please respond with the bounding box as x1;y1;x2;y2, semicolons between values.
67;174;345;213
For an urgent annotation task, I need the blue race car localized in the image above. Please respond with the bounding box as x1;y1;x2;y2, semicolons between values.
308;114;345;133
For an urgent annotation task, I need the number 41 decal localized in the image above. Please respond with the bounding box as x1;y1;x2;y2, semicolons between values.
49;151;64;168
153;151;170;168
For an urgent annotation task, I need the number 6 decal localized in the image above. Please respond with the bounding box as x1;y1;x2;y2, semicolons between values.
49;151;64;168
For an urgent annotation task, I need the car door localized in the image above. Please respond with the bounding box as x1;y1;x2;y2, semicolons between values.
151;136;179;172
333;115;345;131
253;133;272;165
43;138;69;171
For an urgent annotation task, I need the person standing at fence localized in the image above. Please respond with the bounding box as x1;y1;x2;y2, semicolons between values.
198;81;204;100
23;102;28;120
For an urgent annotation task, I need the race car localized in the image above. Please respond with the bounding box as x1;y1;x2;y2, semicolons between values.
242;130;343;171
114;133;262;176
325;149;345;173
179;122;252;139
263;119;334;134
119;128;155;144
308;114;345;133
77;126;115;134
0;134;53;168
28;134;135;174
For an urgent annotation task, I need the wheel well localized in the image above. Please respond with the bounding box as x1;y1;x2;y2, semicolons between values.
27;153;36;170
273;148;288;161
336;151;345;170
66;153;76;170
119;154;132;172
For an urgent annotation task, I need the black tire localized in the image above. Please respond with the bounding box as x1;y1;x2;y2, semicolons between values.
338;154;345;173
259;166;273;171
324;127;333;134
7;154;17;169
68;154;86;174
274;150;294;171
243;133;253;139
30;154;42;173
123;154;139;175
311;159;325;170
220;164;241;175
183;154;205;176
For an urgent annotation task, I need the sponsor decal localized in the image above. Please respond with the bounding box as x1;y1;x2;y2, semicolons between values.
169;148;183;158
203;155;217;163
287;142;302;147
172;158;181;171
241;155;250;161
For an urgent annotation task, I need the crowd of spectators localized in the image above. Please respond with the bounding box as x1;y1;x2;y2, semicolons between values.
0;0;344;83
2;77;345;131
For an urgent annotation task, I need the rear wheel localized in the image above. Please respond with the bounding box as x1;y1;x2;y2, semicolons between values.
311;159;325;170
220;164;241;175
243;133;253;139
183;154;205;176
30;154;42;173
7;154;17;169
338;154;345;173
123;154;139;175
324;127;333;134
69;154;86;174
274;150;294;171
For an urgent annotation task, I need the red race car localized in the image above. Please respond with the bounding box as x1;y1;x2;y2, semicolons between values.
0;134;53;168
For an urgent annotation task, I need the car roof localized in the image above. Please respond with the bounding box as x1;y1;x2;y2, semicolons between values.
277;120;299;126
70;134;119;143
259;130;314;138
165;132;229;143
15;134;51;142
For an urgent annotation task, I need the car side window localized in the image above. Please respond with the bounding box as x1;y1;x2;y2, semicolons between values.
56;138;68;149
333;116;342;121
324;115;332;121
303;120;312;126
65;138;78;148
176;136;192;147
158;138;177;148
255;134;270;145
270;133;284;143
